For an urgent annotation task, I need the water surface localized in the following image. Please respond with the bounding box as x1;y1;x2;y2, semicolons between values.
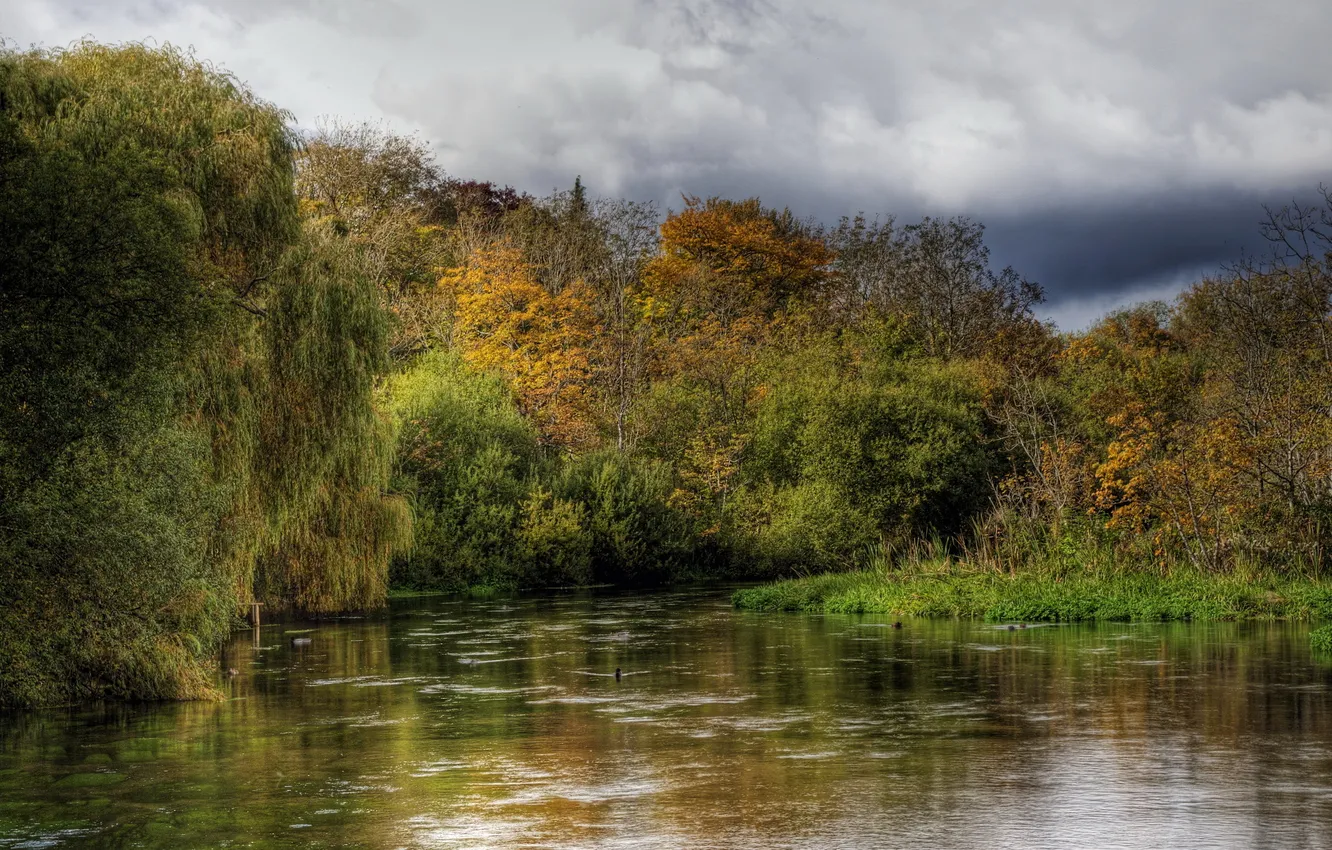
3;589;1332;848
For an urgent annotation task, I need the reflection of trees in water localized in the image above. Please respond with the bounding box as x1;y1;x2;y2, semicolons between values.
2;596;1331;847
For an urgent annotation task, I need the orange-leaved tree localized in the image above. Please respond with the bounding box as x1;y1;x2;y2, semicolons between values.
643;195;832;329
444;247;602;448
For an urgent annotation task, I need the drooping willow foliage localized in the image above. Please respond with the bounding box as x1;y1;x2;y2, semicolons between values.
249;228;412;612
0;42;407;707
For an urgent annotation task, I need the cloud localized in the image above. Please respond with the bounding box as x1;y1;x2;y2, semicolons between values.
5;0;1332;324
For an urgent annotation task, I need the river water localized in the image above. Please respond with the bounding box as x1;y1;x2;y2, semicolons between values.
3;588;1332;848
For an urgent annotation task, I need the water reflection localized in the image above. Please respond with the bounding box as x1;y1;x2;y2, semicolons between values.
3;589;1332;848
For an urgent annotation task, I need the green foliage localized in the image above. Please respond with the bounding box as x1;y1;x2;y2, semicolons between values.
387;352;541;590
736;334;996;572
0;428;225;706
387;355;701;590
1313;625;1332;654
554;450;697;584
515;486;593;586
0;43;256;706
247;226;411;612
0;43;404;707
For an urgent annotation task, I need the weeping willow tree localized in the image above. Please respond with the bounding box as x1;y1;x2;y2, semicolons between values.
0;42;407;707
248;227;412;612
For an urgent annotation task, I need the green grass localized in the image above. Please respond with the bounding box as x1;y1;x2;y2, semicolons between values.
732;564;1332;623
1312;625;1332;653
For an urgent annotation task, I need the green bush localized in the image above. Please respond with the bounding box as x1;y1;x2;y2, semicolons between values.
735;337;997;573
386;354;705;590
554;450;697;584
387;353;540;590
1312;625;1332;654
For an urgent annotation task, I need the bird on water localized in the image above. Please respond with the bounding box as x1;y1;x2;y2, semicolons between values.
615;667;621;681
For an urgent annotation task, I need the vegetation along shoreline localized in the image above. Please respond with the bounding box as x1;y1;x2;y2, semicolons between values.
6;40;1332;708
733;565;1332;626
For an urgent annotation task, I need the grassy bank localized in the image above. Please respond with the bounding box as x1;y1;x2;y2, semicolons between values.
732;565;1332;623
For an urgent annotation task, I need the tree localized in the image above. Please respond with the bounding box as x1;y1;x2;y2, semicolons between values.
588;197;660;450
296;121;452;359
644;195;832;327
446;247;603;448
0;43;406;706
828;214;1044;359
742;335;997;569
1169;211;1332;571
499;176;607;295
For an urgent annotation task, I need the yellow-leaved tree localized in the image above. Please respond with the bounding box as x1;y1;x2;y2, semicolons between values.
444;247;602;449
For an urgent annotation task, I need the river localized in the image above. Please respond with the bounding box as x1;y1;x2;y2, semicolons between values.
3;588;1332;848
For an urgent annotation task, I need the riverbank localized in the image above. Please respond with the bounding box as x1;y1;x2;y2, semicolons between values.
732;566;1332;623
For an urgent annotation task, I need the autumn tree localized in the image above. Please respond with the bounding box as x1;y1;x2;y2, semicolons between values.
640;195;832;407
630;197;832;525
1167;197;1332;571
445;247;602;449
644;195;831;326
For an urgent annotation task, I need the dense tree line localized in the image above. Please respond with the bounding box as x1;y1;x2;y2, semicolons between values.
305;117;1332;588
4;42;1331;706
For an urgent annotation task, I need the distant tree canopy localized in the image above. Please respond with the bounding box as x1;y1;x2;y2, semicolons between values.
827;214;1045;359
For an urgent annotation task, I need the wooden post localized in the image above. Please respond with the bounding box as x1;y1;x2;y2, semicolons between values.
250;601;263;649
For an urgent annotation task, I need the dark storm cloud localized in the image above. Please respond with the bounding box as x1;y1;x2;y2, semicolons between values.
981;187;1315;298
6;0;1332;327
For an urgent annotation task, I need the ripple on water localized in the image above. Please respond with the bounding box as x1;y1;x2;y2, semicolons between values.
1;827;104;849
488;775;664;808
527;695;620;705
405;813;544;848
410;759;469;777
421;684;559;696
452;653;563;666
707;711;815;733
307;675;436;688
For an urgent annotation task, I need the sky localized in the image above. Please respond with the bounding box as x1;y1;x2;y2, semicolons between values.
5;0;1332;329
